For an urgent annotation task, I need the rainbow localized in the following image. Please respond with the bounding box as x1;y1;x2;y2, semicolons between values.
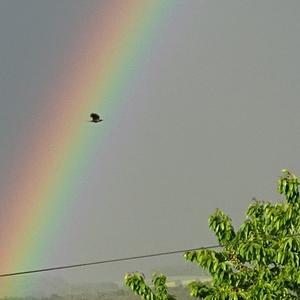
0;1;175;295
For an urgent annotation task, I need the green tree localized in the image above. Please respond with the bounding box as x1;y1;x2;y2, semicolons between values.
125;170;300;299
125;272;176;300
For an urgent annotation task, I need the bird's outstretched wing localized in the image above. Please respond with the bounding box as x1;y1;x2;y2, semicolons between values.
90;113;100;120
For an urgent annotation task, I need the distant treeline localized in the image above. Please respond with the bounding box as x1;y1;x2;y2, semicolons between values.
0;285;191;300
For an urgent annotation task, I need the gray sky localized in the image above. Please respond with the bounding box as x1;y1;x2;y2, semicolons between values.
1;0;300;296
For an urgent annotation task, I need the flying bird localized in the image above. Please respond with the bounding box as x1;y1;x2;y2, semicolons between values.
90;113;103;123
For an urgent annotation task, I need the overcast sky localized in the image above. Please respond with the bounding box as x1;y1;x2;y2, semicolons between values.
1;0;300;295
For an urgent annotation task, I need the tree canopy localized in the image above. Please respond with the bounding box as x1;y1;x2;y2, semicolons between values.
125;169;300;299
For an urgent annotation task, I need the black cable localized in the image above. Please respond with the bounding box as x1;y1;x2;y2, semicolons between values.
2;232;299;278
0;244;221;278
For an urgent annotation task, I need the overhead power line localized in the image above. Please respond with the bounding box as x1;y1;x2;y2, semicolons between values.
0;244;221;278
2;232;299;278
